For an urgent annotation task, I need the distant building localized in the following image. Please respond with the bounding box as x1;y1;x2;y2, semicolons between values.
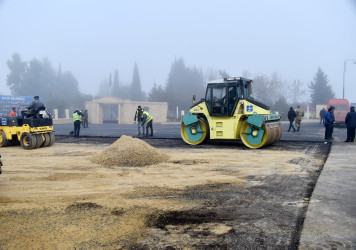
85;97;168;124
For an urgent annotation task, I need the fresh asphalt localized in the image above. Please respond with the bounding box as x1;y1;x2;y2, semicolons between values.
53;120;355;248
53;120;331;141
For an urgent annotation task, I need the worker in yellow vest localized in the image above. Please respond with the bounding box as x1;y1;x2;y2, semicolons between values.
140;110;153;136
73;109;84;137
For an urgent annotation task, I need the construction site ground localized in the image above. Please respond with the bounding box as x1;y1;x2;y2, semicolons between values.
0;135;334;249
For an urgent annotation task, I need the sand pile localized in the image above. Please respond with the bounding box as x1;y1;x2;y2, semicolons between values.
91;135;169;166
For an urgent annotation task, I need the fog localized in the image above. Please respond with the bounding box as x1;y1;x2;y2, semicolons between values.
0;0;356;102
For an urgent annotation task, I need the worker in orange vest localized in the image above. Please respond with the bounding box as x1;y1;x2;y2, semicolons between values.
10;107;17;117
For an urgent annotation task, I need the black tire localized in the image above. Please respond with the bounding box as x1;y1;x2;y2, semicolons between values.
0;131;10;147
20;132;37;150
34;134;44;148
43;133;51;147
48;132;55;146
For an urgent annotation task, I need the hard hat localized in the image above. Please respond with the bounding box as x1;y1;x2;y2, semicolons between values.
138;105;141;108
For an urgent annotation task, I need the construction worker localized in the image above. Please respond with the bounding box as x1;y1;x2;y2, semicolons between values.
344;106;356;142
82;109;89;128
26;96;45;118
295;105;304;132
134;105;144;136
324;106;335;141
10;107;17;117
141;110;153;136
73;109;84;137
287;107;296;132
319;108;326;124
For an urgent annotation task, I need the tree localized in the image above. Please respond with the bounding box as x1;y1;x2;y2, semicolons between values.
252;73;287;107
130;62;144;101
252;74;271;105
273;95;289;113
309;68;335;106
6;53;90;114
148;82;166;102
165;58;205;114
287;79;306;105
6;53;27;95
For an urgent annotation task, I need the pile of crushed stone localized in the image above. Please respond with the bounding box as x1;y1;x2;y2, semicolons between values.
91;135;169;167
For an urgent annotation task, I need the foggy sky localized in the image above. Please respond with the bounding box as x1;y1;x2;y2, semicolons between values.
0;0;356;103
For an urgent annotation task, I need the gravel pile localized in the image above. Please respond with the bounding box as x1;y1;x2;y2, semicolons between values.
91;135;169;167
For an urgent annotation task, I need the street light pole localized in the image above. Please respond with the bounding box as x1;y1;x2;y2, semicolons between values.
343;59;356;99
343;60;346;99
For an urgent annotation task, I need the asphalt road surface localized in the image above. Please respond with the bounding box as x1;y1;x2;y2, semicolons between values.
53;119;347;142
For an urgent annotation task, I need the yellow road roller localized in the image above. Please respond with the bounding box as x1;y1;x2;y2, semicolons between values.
0;116;55;150
181;77;282;148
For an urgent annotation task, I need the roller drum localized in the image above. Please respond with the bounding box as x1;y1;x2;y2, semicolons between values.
263;122;282;146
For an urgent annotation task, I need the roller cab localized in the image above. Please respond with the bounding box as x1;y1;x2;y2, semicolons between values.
181;77;282;148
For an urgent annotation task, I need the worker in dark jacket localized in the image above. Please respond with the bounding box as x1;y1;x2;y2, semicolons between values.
319;108;326;124
73;109;84;137
26;96;45;118
141;110;153;136
324;106;335;141
287;107;297;132
134;106;144;136
344;106;356;142
82;109;89;128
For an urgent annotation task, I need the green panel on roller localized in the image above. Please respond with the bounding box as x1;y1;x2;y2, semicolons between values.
185;123;203;141
182;113;198;126
245;126;264;144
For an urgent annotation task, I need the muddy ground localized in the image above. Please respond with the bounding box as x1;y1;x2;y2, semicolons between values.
0;137;330;249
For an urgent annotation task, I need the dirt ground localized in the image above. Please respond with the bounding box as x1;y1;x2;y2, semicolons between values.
0;138;329;249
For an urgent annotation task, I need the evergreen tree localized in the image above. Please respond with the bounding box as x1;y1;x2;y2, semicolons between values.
273;95;289;113
6;53;90;113
165;58;205;113
6;53;27;95
309;68;335;106
130;62;144;101
148;82;166;102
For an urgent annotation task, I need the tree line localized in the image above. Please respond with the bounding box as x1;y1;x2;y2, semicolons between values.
6;53;91;117
5;53;335;118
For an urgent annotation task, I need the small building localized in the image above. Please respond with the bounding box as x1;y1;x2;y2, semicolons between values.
85;97;168;124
